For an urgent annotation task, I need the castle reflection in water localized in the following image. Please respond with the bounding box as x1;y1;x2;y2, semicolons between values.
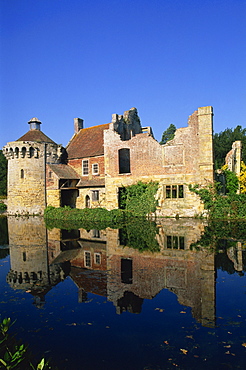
6;217;245;328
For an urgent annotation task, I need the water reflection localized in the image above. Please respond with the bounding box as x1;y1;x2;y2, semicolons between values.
2;216;246;369
5;216;238;328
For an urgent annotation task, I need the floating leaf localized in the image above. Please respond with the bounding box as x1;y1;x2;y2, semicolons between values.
242;343;246;347
180;348;188;355
186;335;193;339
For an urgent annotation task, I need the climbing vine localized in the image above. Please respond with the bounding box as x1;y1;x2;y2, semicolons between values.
119;181;159;217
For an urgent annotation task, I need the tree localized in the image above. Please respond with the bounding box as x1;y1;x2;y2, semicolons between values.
213;125;246;169
0;150;7;196
159;124;176;145
239;161;246;194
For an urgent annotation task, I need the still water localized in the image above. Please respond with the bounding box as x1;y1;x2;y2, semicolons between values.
0;216;246;370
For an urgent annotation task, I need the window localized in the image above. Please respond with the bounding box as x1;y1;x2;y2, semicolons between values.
82;160;89;175
84;251;91;267
166;236;185;250
164;185;184;199
178;185;184;198
121;258;133;284
94;253;101;265
91;190;99;201
20;169;24;179
21;147;26;158
49;171;52;178
15;148;19;158
23;252;26;261
119;148;131;174
92;229;100;238
29;147;34;158
92;163;99;175
85;195;90;208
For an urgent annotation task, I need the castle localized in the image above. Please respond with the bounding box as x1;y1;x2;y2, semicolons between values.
3;106;214;217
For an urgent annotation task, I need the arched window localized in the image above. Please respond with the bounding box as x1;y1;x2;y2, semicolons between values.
15;147;19;158
21;147;26;158
29;147;35;158
85;195;90;208
20;169;24;179
9;148;14;159
119;148;131;174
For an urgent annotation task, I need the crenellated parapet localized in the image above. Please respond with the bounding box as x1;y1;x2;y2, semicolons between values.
3;141;63;163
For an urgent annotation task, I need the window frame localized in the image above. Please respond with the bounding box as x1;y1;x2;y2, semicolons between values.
84;251;91;267
164;184;184;199
94;253;101;265
91;190;99;201
92;163;99;175
82;159;89;176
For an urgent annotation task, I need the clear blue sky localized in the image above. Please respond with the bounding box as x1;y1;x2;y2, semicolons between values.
1;0;245;149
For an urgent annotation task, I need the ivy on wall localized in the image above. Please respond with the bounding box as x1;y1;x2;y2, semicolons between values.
119;181;159;216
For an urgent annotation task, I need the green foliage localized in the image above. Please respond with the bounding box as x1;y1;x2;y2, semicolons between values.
119;220;160;252
0;151;7;196
0;203;7;212
159;124;176;145
119;181;159;216
213;125;246;169
189;184;246;219
0;217;8;246
44;206;129;230
223;169;239;194
0;318;56;369
190;220;246;252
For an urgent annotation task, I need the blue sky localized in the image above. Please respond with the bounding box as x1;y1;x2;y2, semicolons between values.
0;0;245;149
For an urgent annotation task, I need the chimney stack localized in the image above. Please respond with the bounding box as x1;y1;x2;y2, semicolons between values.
74;118;84;133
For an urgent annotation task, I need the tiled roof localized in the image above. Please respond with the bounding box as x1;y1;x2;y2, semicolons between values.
48;164;80;179
77;177;105;187
66;123;109;159
17;129;56;144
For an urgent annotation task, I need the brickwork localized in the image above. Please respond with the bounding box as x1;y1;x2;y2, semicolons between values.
105;219;215;325
104;106;214;217
3;107;214;217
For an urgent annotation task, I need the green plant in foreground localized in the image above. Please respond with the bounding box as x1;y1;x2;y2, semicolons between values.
0;318;56;369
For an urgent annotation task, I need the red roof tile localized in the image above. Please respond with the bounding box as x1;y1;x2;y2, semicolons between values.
17;130;56;144
66;124;109;159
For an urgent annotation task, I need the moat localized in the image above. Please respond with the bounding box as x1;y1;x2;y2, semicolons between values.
0;216;246;370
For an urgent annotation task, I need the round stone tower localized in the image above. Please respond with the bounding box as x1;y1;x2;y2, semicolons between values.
3;118;63;215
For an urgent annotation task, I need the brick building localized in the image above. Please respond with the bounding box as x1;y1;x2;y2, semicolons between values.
3;106;214;216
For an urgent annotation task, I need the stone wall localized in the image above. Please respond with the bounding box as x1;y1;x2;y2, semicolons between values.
106;219;215;326
104;107;214;217
3;142;47;215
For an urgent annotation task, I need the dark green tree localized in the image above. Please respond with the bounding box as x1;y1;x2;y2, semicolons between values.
213;125;246;169
0;150;7;196
159;124;176;145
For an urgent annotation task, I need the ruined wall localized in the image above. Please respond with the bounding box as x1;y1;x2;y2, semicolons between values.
106;219;215;326
225;140;242;176
104;107;214;217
